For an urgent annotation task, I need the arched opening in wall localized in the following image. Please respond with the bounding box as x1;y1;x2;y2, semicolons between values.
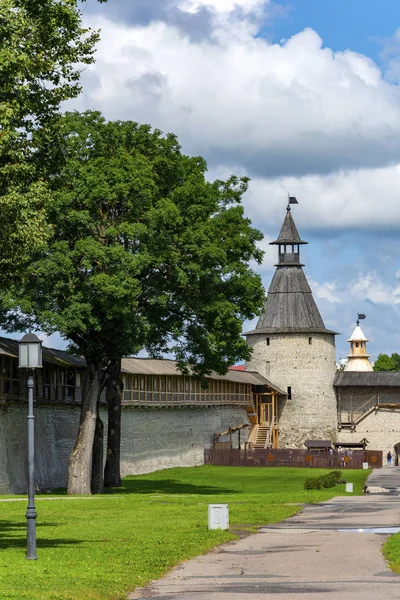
394;443;400;466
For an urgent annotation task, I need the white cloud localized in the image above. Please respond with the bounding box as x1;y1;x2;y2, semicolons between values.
309;279;341;303
244;162;400;230
350;273;400;305
309;272;400;307
178;0;265;14
75;15;400;180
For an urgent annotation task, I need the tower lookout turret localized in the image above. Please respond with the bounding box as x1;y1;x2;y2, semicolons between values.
245;205;338;447
344;324;373;372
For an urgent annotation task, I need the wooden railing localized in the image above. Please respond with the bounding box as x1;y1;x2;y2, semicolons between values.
338;394;400;429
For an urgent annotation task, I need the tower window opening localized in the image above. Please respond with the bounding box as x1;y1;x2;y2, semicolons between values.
356;342;359;348
308;337;312;345
287;386;292;400
266;337;270;346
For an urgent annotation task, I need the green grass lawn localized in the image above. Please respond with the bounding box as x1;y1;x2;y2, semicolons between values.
0;466;369;600
383;533;400;573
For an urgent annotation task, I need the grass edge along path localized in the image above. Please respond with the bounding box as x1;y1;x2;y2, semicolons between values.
0;465;369;600
383;532;400;573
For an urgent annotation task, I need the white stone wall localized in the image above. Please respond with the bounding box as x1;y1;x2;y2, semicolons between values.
246;332;338;447
338;410;400;460
0;404;249;493
337;386;400;458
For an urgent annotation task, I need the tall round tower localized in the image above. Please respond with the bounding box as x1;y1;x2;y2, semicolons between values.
245;204;338;447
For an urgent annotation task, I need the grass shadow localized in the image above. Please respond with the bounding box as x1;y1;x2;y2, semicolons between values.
104;478;237;496
0;520;84;550
0;536;85;550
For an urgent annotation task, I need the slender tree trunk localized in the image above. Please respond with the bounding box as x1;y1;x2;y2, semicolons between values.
67;360;101;495
91;407;104;494
104;358;123;488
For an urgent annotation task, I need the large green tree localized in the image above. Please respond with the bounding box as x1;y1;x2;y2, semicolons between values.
12;110;265;494
0;0;99;282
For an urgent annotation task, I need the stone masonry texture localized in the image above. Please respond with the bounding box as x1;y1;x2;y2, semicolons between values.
0;403;249;493
247;332;338;447
337;386;400;459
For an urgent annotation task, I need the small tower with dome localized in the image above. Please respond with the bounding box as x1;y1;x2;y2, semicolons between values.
344;317;373;372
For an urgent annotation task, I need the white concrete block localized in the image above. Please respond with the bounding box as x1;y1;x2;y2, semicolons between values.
208;504;229;530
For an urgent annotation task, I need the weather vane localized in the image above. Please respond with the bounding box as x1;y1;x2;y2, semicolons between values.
356;313;366;326
287;194;298;211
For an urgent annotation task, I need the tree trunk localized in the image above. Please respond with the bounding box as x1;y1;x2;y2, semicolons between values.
67;360;101;495
104;358;123;488
91;409;104;494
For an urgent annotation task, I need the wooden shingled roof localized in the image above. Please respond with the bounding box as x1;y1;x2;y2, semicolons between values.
334;372;400;387
245;209;337;336
270;208;307;245
121;358;287;394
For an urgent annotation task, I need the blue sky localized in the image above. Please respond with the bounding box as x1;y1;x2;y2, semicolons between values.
31;0;400;362
263;0;398;65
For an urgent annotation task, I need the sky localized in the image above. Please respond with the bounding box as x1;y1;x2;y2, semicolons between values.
36;0;400;361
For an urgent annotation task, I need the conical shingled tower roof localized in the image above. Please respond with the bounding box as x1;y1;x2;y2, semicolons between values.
245;208;337;335
270;208;307;245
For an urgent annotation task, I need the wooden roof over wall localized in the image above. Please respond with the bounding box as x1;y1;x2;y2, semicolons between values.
121;358;286;395
334;371;400;387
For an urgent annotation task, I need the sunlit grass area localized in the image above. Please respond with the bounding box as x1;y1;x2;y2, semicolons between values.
0;465;369;600
383;532;400;573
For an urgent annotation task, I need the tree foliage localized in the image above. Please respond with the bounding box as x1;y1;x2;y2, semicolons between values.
11;111;265;493
0;0;99;281
374;353;400;371
19;111;265;370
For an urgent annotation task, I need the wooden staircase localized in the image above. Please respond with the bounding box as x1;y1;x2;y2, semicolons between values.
253;425;271;449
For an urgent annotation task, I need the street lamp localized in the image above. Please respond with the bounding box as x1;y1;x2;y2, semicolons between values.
18;333;43;560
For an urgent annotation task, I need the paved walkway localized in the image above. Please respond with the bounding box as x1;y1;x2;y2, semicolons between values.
130;468;400;600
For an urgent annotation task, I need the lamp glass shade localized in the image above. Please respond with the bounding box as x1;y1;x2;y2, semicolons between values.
19;344;29;368
18;340;42;368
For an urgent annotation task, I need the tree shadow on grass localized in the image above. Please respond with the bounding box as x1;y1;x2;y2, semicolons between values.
105;478;236;496
0;520;84;550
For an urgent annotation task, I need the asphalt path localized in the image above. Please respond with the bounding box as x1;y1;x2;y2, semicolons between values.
130;468;400;600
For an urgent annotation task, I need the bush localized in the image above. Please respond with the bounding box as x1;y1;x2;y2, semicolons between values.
304;477;321;490
330;471;342;482
304;471;343;490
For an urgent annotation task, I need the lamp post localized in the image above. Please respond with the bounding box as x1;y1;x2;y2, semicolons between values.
18;333;43;560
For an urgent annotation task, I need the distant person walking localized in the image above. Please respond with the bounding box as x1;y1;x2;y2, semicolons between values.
387;451;393;467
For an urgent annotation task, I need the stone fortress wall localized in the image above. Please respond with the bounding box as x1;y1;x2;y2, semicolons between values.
337;385;400;458
0;404;249;494
246;331;338;447
337;411;400;460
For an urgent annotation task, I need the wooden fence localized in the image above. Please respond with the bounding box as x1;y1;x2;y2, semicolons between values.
204;447;383;469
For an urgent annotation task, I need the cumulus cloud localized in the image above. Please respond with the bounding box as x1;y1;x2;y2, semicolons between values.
244;162;400;231
350;273;400;305
309;280;341;303
179;0;264;14
74;11;400;180
309;271;400;308
74;3;400;359
82;0;214;42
